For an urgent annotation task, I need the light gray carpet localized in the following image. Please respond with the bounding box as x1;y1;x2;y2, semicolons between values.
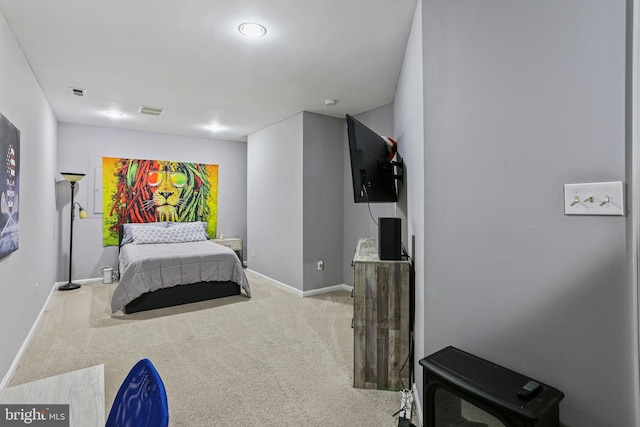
8;270;405;426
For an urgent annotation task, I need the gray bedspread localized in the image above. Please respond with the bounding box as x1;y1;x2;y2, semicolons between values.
112;240;251;313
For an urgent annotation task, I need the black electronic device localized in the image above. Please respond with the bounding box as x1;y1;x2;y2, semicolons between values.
517;380;542;400
420;346;565;427
379;217;402;260
397;417;415;427
346;114;403;203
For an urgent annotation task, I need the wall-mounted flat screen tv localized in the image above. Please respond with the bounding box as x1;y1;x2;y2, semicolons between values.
346;114;402;203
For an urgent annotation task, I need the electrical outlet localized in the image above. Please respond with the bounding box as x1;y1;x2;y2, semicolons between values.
399;389;413;420
317;260;324;270
251;249;255;257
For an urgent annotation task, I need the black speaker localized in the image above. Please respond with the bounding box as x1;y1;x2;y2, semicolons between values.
378;217;401;260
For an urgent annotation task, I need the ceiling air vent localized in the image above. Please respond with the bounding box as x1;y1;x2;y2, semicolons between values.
71;87;85;96
139;106;164;116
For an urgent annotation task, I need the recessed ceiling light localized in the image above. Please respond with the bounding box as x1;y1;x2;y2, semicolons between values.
238;22;267;38
208;124;224;132
105;111;124;119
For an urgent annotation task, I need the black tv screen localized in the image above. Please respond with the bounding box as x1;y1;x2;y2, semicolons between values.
346;114;400;203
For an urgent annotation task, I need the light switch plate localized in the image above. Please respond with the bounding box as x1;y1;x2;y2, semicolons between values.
563;181;624;216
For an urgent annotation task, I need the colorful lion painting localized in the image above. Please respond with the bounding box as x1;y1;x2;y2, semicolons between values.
102;157;218;246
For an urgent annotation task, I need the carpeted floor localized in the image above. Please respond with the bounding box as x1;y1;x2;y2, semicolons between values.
8;270;406;426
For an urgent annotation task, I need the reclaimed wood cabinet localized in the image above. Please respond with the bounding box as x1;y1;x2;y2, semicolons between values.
352;237;410;391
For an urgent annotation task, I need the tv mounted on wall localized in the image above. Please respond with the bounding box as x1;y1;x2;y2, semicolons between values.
346;114;403;203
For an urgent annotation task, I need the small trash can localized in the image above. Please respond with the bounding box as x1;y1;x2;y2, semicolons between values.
99;267;114;284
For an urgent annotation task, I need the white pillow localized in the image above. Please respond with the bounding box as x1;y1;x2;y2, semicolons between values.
131;222;209;244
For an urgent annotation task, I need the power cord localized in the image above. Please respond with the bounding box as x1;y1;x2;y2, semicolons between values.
362;185;378;226
394;258;416;426
398;333;414;391
401;242;413;262
393;338;415;425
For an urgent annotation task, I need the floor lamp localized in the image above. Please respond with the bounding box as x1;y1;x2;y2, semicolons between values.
59;172;88;291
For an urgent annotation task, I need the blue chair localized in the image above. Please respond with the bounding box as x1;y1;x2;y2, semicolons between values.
106;358;169;427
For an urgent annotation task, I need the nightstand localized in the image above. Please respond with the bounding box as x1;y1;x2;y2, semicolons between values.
213;237;243;265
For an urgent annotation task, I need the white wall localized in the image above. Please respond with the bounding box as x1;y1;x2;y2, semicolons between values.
247;113;304;289
393;0;424;399
414;1;633;426
57;123;248;281
0;10;59;383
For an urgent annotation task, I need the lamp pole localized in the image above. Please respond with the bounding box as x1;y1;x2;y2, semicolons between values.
59;173;84;291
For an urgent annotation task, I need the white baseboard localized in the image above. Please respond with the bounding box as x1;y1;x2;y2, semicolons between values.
412;382;423;427
303;283;352;297
246;269;352;298
0;282;57;389
246;269;304;297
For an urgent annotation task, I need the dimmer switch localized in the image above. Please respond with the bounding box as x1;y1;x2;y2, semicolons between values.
563;181;624;216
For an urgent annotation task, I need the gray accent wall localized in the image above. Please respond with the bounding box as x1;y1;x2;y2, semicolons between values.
302;112;344;291
405;1;631;426
56;123;248;281
247;112;344;292
249;106;398;293
0;10;59;383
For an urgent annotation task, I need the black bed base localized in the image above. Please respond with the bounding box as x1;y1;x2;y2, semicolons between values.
124;281;241;314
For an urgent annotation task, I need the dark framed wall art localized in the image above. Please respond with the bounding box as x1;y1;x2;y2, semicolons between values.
0;113;20;259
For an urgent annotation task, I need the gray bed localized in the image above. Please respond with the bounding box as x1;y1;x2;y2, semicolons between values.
112;223;251;314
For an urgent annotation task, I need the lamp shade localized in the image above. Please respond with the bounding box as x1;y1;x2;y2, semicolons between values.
61;172;85;182
78;207;88;219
